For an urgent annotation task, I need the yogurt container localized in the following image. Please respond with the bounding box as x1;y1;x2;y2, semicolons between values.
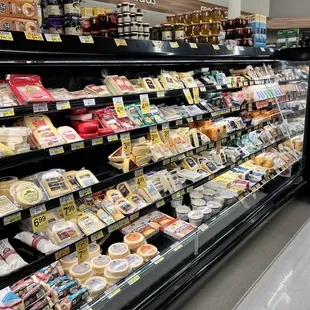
176;205;190;221
195;186;205;193
212;196;225;207
191;198;207;210
207;201;222;215
171;197;183;208
190;191;204;200
202;188;216;202
218;191;237;205
197;206;213;221
188;210;203;226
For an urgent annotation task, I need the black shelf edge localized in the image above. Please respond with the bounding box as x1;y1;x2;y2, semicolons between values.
275;47;310;61
0;131;298;290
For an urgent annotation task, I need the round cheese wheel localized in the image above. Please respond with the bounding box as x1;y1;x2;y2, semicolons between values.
88;243;101;259
15;183;44;207
9;180;32;198
126;254;144;271
106;259;130;278
0;176;17;197
91;255;111;275
124;233;145;251
69;262;93;282
108;243;130;260
60;252;78;270
84;276;107;298
137;244;158;261
104;268;123;285
78;123;99;134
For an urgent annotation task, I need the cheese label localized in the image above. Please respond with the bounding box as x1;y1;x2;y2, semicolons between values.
120;132;131;154
24;32;44;41
115;38;127;46
162;123;170;141
49;146;64;156
156;199;165;208
45;33;62;42
189;42;198;49
0;31;13;41
33;102;48;113
30;204;46;217
199;223;208;231
83;98;96;106
0;107;14;118
3;212;21;225
56;101;71;110
91;230;104;242
107;134;118;142
186;117;194;123
183;88;194;104
135;169;146;189
32;211;48;233
60;194;77;220
197;115;203;120
79;187;92;197
108;222;119;233
140;94;151;114
193;87;199;104
79;35;94;44
212;44;220;50
76;238;89;264
149;126;161;144
55;246;70;260
113;97;127;118
157;91;165;97
71;141;84;151
130;212;139;221
169;41;179;48
92;137;103;146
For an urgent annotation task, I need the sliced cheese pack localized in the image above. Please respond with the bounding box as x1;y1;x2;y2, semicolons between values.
116;182;132;198
108;243;130;259
104;75;130;95
102;198;124;221
115;198;137;215
0;195;20;217
159;73;178;90
57;126;83;143
127;194;148;210
90;255;111;276
32;125;66;149
139;181;162;203
84;276;107;298
96;208;115;226
181;158;199;170
77;213;105;235
141;77;158;92
24;114;53;130
106;189;123;203
63;171;81;191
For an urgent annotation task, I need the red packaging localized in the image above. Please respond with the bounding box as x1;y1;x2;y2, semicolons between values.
78;122;99;133
82;119;100;126
70;108;89;115
7;74;54;105
79;132;98;139
98;128;114;135
95;110;124;133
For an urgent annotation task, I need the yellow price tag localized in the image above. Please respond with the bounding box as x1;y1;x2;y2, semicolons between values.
0;108;14;117
71;141;84;151
60;194;77;220
49;146;64;156
135;169;146;189
76;238;89;264
183;88;194;104
24;32;44;41
55;247;70;260
152;40;162;48
113;97;127;118
120;132;131;155
149;126;161;144
140;94;150;114
56;101;71;110
115;38;127;46
45;33;62;42
192;87;199;104
212;44;220;50
79;35;94;44
189;42;198;48
91;230;104;242
169;41;179;48
162;123;170;141
32;212;48;233
0;31;13;41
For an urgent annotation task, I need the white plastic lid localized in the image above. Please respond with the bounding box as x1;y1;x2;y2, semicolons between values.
207;201;222;209
203;188;216;196
192;198;207;207
197;206;212;214
188;210;203;220
190;192;204;199
175;206;191;214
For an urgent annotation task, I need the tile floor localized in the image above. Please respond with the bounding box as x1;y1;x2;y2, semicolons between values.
173;195;310;310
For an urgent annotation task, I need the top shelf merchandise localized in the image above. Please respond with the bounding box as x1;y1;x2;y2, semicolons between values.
0;43;307;310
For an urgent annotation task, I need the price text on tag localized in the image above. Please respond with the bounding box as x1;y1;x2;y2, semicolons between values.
149;126;161;144
120;132;131;154
32;212;48;233
183;88;194;104
24;32;44;41
140;94;150;114
33;103;48;113
60;194;77;220
135;169;147;189
45;33;62;42
0;108;14;118
192;87;199;104
0;31;13;41
169;41;179;48
113;97;127;118
115;38;127;46
76;238;89;264
162;123;170;141
79;35;94;44
56;101;70;110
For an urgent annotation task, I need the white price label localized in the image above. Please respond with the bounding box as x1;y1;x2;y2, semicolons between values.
71;141;84;150
33;102;48;113
79;35;94;44
0;107;14;118
44;33;62;42
56;101;71;110
92;137;103;146
4;212;21;225
30;204;46;217
83;98;96;106
49;146;64;156
107;134;118;142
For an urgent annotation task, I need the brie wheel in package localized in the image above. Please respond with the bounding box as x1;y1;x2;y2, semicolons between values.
108;243;130;259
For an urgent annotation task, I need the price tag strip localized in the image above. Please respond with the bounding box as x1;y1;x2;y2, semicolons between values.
79;35;94;44
140;94;150;114
71;141;84;151
25;32;44;41
3;212;21;225
135;169;147;190
45;33;62;42
0;108;14;118
33;103;48;113
76;238;89;264
0;31;13;41
49;146;64;156
120;132;131;155
113;97;127;118
32;211;48;233
91;230;104;242
60;194;77;220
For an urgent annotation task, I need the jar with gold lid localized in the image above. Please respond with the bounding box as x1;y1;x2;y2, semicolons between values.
192;10;201;24
166;15;175;24
201;22;211;35
184;24;193;37
210;21;221;35
174;23;185;41
221;19;229;30
199;35;210;44
161;24;173;41
183;12;192;24
212;8;222;21
192;23;201;36
201;9;212;23
210;34;219;44
175;14;183;24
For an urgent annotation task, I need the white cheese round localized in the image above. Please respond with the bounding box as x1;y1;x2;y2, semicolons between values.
60;252;77;270
137;244;158;261
69;262;93;282
91;255;111;276
126;254;144;271
106;259;130;278
88;243;100;258
108;243;130;259
124;233;145;251
84;276;107;298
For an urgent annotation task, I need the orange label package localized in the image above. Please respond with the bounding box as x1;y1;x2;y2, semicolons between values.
0;0;38;19
0;17;39;32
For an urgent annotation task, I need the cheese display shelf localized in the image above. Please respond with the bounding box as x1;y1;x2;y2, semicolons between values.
0;44;307;310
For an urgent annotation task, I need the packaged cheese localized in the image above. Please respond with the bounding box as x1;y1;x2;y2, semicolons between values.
0;195;20;217
96;208;115;226
106;259;130;279
89;243;101;258
141;77;158;92
127;194;148;210
124;233;145;251
32;125;66;149
160;219;196;240
137;244;158;261
159;73;177;90
102;198;124;221
108;243;130;259
57;126;83;143
120;219;158;239
140;211;174;229
69;262;93;282
63;171;80;191
106;189;123;203
126;254;144;271
104;75;130;95
13;181;44;207
84;276;107;298
0;143;14;158
23;114;53;130
77;213;105;235
0;176;17;197
75;169;99;188
90;255;111;276
115;198;137;215
60;252;78;271
116;182;132;198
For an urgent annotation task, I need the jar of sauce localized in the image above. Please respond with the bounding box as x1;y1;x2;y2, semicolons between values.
161;24;172;41
174;23;184;41
201;22;211;35
48;17;64;34
199;35;209;44
192;23;201;35
166;15;175;24
131;32;138;39
129;3;136;13
143;23;150;32
192;11;200;23
184;25;193;37
175;14;183;24
47;0;63;18
64;18;82;35
130;22;138;32
97;14;107;30
211;21;221;35
80;17;91;34
201;9;211;23
117;23;123;34
212;8;222;21
183;12;191;24
210;34;219;44
130;13;136;22
234;28;245;39
117;14;123;23
63;0;80;17
192;35;200;43
123;12;130;23
121;2;130;13
107;28;117;37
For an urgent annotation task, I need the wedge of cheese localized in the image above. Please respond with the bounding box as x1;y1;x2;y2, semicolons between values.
58;126;83;143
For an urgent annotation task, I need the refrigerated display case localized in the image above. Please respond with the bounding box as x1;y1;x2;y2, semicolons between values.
0;35;307;310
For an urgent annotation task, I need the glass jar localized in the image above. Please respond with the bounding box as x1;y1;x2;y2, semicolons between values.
151;25;161;40
175;14;183;24
174;23;184;41
184;25;193;37
244;26;253;37
221;19;229;30
41;0;48;19
210;34;219;44
192;11;200;23
116;4;121;13
244;38;253;47
64;18;82;35
192;23;201;35
130;22;138;32
225;29;233;40
129;3;136;13
130;13;136;22
97;14;108;30
136;12;143;22
199;35;209;44
227;19;235;29
123;22;130;33
192;35;200;43
143;23;150;32
117;14;123;23
201;22;211;35
124;32;130;39
161;24;172;41
166;15;175;24
117;23;123;34
47;0;63;17
48;17;64;34
212;8;222;21
210;21;221;35
63;0;80;17
241;18;248;28
121;2;130;13
131;32;138;39
183;12;192;25
138;22;143;32
143;32;150;40
138;32;144;40
123;12;130;23
235;38;242;46
235;17;242;28
234;28;245;39
201;9;211;22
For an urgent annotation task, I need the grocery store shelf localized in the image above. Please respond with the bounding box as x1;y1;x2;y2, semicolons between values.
276;47;310;61
0;131;297;290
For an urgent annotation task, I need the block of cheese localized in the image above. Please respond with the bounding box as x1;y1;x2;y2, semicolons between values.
181;158;199;170
0;195;20;217
123;158;140;173
77;213;105;235
41;171;72;198
124;233;145;251
106;189;123;203
150;144;164;162
108;243;130;259
63;171;80;191
132;145;151;157
159;73;177;90
0;143;14;157
90;255;111;276
75;169;99;187
140;181;162;203
102;199;124;221
97;208;115;226
24;114;53;130
104;75;130;95
88;243;101;258
141;77;157;92
84;276;107;298
32;125;66;149
137;244;158;261
153;78;164;91
190;129;200;148
14;182;44;207
120;76;136;94
58;126;83;143
157;142;174;158
69;262;93;283
115;198;137;215
60;252;78;272
116;182;132;198
106;259;130;278
126;254;144;271
182;76;197;88
9;180;31;198
127;194;148;210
